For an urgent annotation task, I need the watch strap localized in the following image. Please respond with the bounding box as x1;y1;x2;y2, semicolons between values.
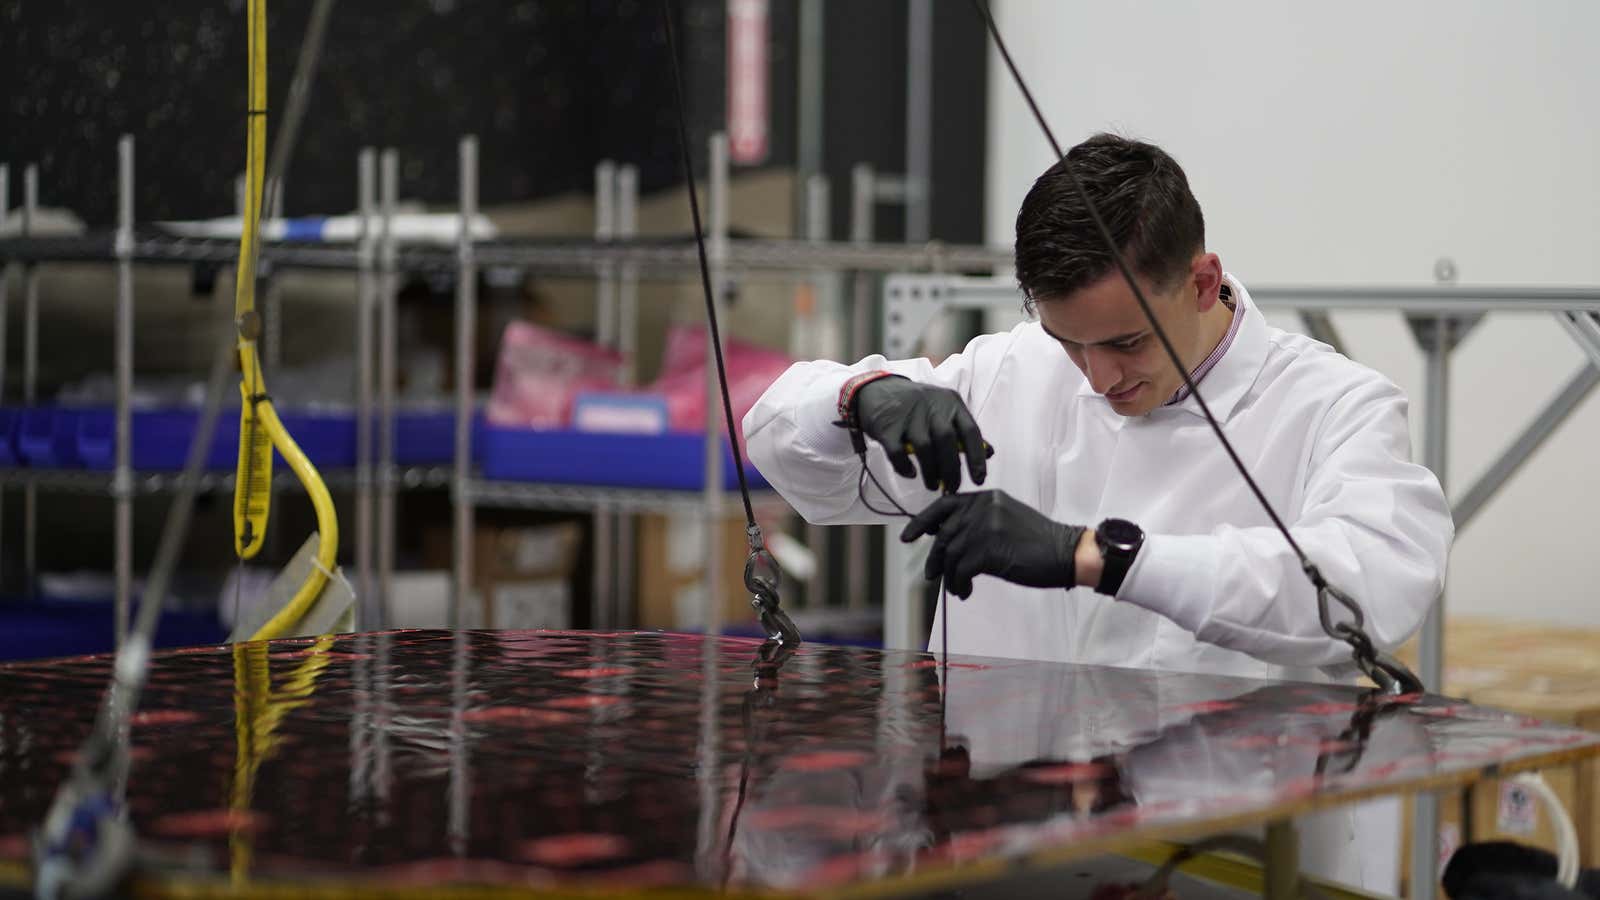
1095;520;1142;596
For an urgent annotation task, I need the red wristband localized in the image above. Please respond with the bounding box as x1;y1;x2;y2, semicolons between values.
836;370;901;428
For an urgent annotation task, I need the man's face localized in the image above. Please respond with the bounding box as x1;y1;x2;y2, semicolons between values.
1034;254;1221;417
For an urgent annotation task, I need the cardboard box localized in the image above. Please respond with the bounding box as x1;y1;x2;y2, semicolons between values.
477;523;580;629
1399;618;1600;680
421;521;581;630
484;577;571;631
386;570;480;629
636;511;767;631
1464;674;1600;861
1399;619;1600;892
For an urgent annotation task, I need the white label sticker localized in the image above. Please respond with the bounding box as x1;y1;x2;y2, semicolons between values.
490;580;570;631
1438;822;1461;871
1498;782;1538;835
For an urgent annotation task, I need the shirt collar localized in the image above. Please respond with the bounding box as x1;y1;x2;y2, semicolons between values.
1075;273;1268;422
1165;280;1243;406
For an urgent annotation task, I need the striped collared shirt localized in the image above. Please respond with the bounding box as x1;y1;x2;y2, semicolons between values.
1166;282;1241;406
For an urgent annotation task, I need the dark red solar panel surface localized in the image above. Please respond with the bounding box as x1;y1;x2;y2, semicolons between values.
0;630;1593;894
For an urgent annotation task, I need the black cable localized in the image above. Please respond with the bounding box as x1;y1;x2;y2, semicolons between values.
852;453;952;684
860;464;912;518
659;1;757;528
968;0;1420;693
658;0;798;648
262;0;336;220
971;0;1306;564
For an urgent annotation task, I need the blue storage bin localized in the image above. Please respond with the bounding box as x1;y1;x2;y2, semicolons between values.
78;408;238;471
394;409;458;465
0;407;23;466
278;410;356;468
479;426;770;491
18;406;86;467
76;407;356;472
0;594;225;661
76;408;114;468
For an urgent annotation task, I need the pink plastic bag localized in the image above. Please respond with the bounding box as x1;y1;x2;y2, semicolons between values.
486;321;622;428
649;324;793;443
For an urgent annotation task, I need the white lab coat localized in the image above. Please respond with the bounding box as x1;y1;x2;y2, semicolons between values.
742;274;1454;892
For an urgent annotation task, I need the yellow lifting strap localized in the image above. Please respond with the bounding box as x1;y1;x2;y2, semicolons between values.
233;0;340;642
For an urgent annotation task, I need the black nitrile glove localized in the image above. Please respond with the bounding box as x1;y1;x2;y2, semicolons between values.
899;490;1084;598
853;376;989;492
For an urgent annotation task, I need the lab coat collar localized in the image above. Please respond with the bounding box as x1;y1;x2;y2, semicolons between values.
1076;273;1267;423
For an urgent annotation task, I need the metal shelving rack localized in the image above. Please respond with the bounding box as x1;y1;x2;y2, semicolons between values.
0;466;451;495
0;132;1013;640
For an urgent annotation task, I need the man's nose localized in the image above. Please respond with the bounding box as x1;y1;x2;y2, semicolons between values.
1084;347;1123;394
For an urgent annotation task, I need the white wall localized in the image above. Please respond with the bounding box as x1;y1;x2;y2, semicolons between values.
983;1;1600;625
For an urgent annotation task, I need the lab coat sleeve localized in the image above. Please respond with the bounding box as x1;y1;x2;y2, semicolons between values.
742;331;1016;526
1118;374;1452;670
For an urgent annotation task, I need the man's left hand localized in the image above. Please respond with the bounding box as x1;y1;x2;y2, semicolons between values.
900;490;1090;598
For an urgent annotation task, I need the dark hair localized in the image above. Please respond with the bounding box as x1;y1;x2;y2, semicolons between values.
1014;133;1205;311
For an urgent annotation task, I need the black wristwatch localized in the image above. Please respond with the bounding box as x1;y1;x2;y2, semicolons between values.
1094;518;1145;596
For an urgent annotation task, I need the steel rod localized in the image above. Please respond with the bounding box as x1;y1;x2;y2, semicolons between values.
592;161;617;628
617;166;641;387
1419;316;1450;690
796;0;825;206
0;234;1018;275
452;136;478;630
703;132;730;637
1411;314;1452;900
1453;363;1600;532
22;164;38;592
595;161;618;347
0;164;9;399
263;180;285;371
803;173;832;609
846;165;876;612
1557;311;1600;370
899;277;1600;314
463;479;784;516
355;148;377;625
1263;820;1300;900
377;149;398;622
1296;311;1346;356
616;164;640;626
0;164;10;584
114;136;135;648
904;0;933;243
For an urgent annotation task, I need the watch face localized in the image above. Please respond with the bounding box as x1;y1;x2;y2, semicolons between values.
1099;518;1143;550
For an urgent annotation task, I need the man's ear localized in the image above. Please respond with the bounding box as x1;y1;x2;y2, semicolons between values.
1192;252;1224;312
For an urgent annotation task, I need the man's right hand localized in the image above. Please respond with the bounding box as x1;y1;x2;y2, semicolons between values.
853;376;989;492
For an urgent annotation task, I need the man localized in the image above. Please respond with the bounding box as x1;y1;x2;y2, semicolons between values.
743;133;1453;890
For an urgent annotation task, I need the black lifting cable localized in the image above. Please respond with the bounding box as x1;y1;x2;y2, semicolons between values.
967;0;1422;696
658;0;799;652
